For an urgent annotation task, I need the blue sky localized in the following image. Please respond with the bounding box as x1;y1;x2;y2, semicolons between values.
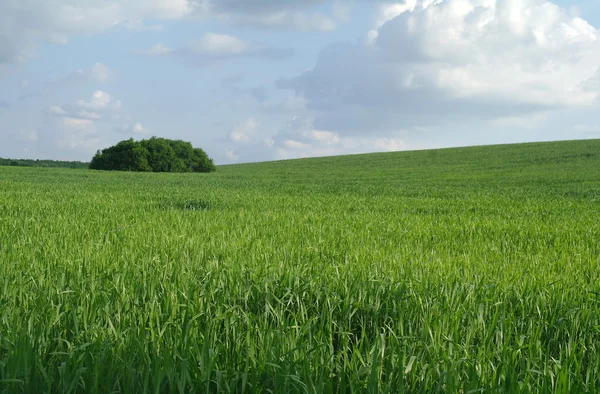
0;0;599;164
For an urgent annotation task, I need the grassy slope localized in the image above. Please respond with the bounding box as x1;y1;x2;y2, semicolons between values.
1;139;599;393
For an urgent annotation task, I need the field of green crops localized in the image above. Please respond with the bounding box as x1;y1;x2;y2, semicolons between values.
1;139;600;393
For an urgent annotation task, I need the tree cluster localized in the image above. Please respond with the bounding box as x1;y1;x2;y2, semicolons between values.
89;137;216;173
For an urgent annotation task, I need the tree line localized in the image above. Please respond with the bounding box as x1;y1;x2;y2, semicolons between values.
0;158;88;169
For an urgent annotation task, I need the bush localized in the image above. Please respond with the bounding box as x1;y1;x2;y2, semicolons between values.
90;137;216;173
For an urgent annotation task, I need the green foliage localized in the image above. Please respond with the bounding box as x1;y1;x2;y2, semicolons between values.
1;139;600;393
90;137;216;173
0;157;88;169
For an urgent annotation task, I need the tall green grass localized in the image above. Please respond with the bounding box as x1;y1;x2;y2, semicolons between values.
1;139;600;393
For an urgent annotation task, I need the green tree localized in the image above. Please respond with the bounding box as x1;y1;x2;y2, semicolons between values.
90;139;151;171
192;148;217;173
89;137;216;173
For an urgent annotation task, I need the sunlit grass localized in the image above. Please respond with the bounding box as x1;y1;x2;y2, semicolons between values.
1;139;599;393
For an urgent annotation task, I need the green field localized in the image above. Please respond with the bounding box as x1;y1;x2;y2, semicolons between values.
1;139;600;393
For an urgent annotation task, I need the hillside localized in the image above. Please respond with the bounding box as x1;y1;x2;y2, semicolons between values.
0;139;599;393
215;139;600;198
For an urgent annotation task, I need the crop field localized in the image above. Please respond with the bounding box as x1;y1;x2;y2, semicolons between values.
1;139;600;393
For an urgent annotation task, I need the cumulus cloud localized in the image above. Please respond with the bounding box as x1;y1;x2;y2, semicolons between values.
60;117;95;130
136;33;293;65
120;19;164;31
47;106;67;116
134;42;174;56
136;0;194;19
29;90;147;158
0;0;196;64
279;0;600;135
0;0;346;65
196;33;249;55
56;128;100;151
90;62;111;82
583;68;600;93
332;2;353;22
114;122;146;134
269;116;405;158
230;118;258;143
217;11;336;31
47;90;139;132
205;0;337;31
4;89;148;161
226;115;407;163
76;91;113;111
208;0;328;14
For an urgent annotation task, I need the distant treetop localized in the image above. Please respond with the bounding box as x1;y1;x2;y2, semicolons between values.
90;137;216;173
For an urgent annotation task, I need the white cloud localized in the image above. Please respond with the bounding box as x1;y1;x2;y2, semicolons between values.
136;34;293;65
76;91;112;111
47;106;67;116
310;129;340;145
332;2;352;22
221;11;336;31
121;19;164;31
5;88;148;161
230;117;258;143
0;0;195;64
206;0;337;31
114;122;146;134
138;0;195;19
584;68;600;93
0;0;343;64
134;42;174;56
282;139;309;149
225;149;239;162
56;117;99;151
280;0;600;136
41;91;146;156
75;110;103;120
61;117;94;129
226;116;407;163
196;33;249;55
90;62;111;82
48;90;140;135
76;92;124;119
271;133;407;161
372;138;406;152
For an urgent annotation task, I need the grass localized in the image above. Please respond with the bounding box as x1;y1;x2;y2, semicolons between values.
1;139;599;393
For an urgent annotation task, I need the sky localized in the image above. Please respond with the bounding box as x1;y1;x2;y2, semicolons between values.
0;0;599;164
